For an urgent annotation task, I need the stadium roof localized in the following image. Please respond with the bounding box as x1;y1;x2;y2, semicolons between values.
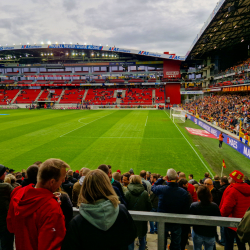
186;0;250;60
0;44;185;61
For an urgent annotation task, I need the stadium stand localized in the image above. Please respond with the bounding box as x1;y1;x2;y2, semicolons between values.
15;89;41;104
84;88;117;105
121;88;153;105
60;89;85;104
38;90;49;101
50;89;63;101
155;87;165;103
0;89;19;105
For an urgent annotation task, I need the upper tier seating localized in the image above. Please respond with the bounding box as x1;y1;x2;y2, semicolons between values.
121;88;152;105
15;89;41;104
60;89;85;104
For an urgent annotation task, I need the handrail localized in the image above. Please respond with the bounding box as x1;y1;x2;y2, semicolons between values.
72;208;241;250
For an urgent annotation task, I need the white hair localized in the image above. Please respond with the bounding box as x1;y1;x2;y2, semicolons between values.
167;168;177;181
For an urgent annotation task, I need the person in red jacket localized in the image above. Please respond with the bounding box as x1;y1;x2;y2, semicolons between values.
220;170;250;250
7;158;70;250
179;172;197;202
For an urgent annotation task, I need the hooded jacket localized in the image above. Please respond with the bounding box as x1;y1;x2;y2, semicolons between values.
220;182;250;231
125;183;152;237
7;184;66;250
62;200;136;250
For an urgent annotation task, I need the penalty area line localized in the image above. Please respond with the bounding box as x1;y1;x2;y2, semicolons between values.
60;112;115;138
164;111;214;178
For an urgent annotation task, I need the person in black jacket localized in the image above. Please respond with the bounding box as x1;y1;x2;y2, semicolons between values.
190;185;221;250
62;169;137;250
21;165;39;187
61;175;74;201
67;170;77;184
152;168;190;250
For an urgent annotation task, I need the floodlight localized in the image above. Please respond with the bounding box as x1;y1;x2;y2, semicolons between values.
70;42;72;44
41;42;44;44
27;42;29;44
48;41;51;45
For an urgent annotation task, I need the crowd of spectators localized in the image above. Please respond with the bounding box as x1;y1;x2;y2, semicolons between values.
1;160;250;250
184;94;250;136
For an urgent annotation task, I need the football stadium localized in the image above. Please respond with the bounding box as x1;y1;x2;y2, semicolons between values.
1;0;250;249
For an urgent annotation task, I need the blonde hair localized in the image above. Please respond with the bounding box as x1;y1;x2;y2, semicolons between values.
37;158;70;185
130;175;142;184
82;168;91;176
112;172;121;182
78;169;119;207
4;176;11;184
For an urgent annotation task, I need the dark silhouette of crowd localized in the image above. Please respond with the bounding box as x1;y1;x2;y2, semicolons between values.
1;160;250;250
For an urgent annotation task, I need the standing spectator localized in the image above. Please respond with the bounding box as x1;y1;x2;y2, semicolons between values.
7;158;69;250
0;164;14;250
220;170;250;250
204;178;222;206
21;164;39;187
218;176;230;246
73;170;80;180
72;168;90;207
219;132;224;148
67;170;77;184
62;175;74;201
113;172;128;195
122;173;130;190
129;168;134;175
188;174;195;184
190;185;221;250
146;171;151;182
62;169;136;250
8;174;20;188
140;170;152;195
33;161;42;167
152;169;190;250
213;175;221;190
179;172;197;202
125;175;152;250
15;172;23;185
149;173;159;234
202;172;211;183
98;164;127;206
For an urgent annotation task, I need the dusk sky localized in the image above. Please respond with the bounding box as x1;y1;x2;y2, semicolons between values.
0;0;219;56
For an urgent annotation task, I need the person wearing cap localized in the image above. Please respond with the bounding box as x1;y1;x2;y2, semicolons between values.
0;164;14;250
219;170;250;250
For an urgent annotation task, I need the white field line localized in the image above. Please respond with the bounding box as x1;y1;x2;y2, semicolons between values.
60;112;115;138
63;136;185;139
145;116;148;127
164;110;214;178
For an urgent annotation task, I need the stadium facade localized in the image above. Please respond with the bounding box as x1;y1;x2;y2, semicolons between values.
0;44;185;107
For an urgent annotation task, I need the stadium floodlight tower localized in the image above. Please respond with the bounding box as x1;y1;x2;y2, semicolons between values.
170;107;186;123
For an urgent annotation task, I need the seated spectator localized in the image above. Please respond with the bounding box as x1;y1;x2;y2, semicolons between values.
190;185;221;250
72;168;91;207
7;158;69;250
21;164;39;187
125;175;152;250
62;169;136;250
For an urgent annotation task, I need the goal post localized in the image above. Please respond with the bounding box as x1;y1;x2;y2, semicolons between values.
170;107;186;123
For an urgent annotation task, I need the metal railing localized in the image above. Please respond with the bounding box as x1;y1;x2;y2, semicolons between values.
73;208;241;250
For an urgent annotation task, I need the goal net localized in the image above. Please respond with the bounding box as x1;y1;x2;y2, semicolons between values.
170;107;186;123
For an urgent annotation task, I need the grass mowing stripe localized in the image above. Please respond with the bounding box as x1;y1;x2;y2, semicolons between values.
145;116;148;127
60;111;116;137
164;110;214;178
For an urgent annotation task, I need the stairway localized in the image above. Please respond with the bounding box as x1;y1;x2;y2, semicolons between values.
152;89;155;104
82;89;88;102
35;90;44;102
113;90;117;98
116;98;121;105
57;89;65;103
11;90;21;104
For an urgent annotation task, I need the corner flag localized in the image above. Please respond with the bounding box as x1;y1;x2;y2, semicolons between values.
222;159;226;168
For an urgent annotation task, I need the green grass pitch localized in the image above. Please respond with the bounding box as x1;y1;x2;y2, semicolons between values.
0;109;249;180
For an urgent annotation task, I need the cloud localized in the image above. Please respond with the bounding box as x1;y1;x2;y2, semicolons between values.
0;0;219;55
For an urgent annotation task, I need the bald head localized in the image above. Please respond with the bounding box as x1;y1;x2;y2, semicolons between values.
179;172;186;179
204;178;213;191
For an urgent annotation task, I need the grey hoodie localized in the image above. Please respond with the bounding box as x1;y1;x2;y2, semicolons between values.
79;199;119;231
